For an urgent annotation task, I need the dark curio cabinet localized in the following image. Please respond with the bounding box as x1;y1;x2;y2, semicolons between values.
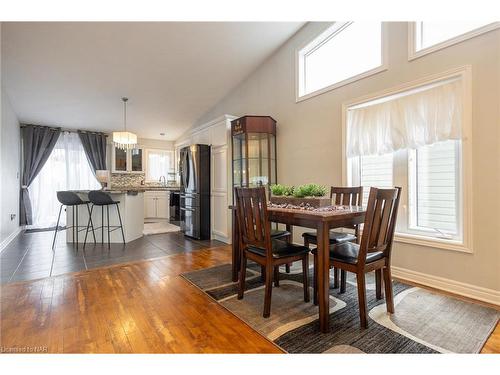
231;115;277;196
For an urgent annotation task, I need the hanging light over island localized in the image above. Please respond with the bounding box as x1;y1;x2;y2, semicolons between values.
112;97;137;150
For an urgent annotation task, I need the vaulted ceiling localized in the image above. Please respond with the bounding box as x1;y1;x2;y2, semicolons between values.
1;22;304;140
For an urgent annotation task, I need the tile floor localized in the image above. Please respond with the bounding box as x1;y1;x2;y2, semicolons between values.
0;229;225;284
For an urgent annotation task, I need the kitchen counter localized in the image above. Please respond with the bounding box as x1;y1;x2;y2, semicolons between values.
69;186;180;194
67;191;145;244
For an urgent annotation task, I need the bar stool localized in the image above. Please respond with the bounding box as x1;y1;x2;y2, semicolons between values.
52;191;96;249
84;190;125;248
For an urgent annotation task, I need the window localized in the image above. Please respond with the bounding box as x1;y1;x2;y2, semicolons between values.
28;132;100;229
344;67;472;252
297;22;385;101
409;140;460;238
409;21;500;59
145;149;174;182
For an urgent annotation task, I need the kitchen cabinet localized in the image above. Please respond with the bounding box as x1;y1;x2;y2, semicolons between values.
144;191;169;219
112;146;144;173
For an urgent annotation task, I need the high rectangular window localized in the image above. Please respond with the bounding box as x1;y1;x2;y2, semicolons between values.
297;22;385;100
410;21;500;59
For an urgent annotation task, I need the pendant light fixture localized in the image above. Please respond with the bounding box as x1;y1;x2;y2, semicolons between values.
112;97;137;150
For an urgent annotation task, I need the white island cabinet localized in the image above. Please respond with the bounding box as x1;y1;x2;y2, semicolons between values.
66;191;144;243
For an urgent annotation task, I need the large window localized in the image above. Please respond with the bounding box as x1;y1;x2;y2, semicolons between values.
345;68;471;252
409;21;500;59
28;132;100;229
145;149;174;182
297;22;385;101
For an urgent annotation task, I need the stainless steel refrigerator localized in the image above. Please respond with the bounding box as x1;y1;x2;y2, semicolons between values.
179;144;211;240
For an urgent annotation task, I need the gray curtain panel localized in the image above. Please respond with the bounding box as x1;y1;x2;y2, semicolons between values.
77;131;107;174
20;125;61;225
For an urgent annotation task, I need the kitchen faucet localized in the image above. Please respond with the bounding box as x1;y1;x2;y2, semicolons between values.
159;176;166;186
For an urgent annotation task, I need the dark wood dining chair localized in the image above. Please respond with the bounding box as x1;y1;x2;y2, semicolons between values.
303;186;362;294
312;187;401;328
235;187;310;318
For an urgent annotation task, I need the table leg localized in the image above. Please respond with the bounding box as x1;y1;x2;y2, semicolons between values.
285;224;293;273
317;221;330;333
231;209;240;282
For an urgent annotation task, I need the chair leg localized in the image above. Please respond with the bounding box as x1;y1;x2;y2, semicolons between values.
116;203;126;244
383;266;395;313
106;205;110;249
75;205;79;250
274;266;280;287
52;205;63;250
340;269;347;293
356;272;368;328
333;267;339;289
87;203;96;244
375;269;383;300
72;206;75;244
263;265;273;318
237;254;247;300
313;253;318;305
84;204;94;249
302;254;310;302
101;206;104;244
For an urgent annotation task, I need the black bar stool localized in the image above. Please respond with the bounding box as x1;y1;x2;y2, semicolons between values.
52;191;96;249
84;190;125;248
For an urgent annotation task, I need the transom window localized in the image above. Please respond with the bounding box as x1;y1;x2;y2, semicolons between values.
297;22;385;101
410;21;500;59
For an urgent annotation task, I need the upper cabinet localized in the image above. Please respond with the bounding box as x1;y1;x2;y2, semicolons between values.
112;146;144;173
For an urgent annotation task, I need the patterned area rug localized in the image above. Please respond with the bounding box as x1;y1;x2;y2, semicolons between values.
182;263;499;353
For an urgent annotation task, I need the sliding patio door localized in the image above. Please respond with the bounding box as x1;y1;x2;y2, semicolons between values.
28;131;100;229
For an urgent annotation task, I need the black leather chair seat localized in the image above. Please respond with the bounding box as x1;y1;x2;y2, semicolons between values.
57;191;88;206
302;231;356;244
312;242;384;265
271;229;291;239
247;239;310;259
88;190;119;206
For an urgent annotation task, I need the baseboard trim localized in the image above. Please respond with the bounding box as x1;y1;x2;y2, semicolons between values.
392;266;500;307
0;226;23;253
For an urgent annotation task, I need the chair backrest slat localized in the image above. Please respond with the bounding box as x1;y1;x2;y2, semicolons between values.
234;187;272;258
330;186;363;207
358;187;401;265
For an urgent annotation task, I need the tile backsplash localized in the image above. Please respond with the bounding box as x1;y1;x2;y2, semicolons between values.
110;173;165;188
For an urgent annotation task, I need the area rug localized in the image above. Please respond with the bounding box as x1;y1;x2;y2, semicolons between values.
143;221;180;235
182;263;499;353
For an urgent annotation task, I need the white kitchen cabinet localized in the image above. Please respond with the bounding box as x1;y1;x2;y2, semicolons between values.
144;191;169;219
156;195;169;218
112;146;144;173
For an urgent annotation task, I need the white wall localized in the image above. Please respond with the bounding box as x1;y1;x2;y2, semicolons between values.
194;22;500;293
0;89;21;245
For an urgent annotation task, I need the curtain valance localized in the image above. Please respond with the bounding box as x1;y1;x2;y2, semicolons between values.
346;78;463;158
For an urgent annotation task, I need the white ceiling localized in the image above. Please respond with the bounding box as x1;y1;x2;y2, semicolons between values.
1;22;304;140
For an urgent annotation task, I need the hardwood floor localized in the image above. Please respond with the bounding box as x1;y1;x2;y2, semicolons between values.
0;246;281;353
0;244;498;353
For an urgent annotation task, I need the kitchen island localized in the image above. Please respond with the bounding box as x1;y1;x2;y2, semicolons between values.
66;190;145;244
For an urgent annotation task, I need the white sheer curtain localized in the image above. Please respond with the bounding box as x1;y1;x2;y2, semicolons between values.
346;78;463;157
28;131;101;229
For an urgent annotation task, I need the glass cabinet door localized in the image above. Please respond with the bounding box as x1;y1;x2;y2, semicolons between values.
131;149;143;172
114;148;127;171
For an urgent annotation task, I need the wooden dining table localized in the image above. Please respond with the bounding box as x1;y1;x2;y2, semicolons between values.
231;204;366;333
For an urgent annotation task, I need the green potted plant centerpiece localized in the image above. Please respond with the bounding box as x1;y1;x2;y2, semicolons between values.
269;183;330;208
